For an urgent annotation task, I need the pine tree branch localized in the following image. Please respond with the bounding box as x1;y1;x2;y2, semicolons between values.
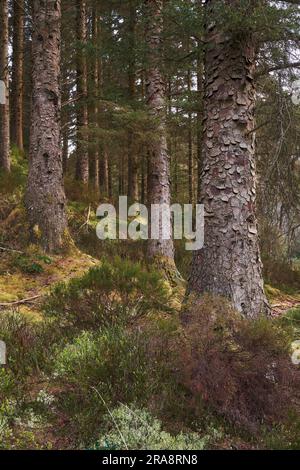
256;61;300;77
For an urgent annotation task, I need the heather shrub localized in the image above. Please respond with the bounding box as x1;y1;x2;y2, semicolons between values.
53;328;150;403
180;294;300;432
0;310;62;377
44;258;171;330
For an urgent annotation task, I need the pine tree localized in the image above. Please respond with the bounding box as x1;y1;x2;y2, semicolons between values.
11;0;24;151
75;0;89;185
0;0;10;172
189;0;270;317
145;0;175;264
25;0;68;253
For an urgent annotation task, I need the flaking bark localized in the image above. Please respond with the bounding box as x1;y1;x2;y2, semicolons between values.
25;0;68;253
189;0;269;317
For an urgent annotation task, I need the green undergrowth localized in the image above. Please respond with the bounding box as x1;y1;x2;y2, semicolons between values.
0;246;299;449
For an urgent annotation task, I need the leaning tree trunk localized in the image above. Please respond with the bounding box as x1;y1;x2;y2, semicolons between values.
189;0;269;317
25;0;68;253
145;0;175;265
75;0;89;185
11;0;24;151
0;0;10;172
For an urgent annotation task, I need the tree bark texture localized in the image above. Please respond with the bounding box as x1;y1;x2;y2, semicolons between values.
145;0;174;262
0;0;10;172
25;0;68;253
90;5;100;192
75;0;89;184
11;0;24;151
127;1;139;202
189;0;269;317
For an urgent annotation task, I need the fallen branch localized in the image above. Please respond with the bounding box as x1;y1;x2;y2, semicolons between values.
0;246;24;255
0;295;42;308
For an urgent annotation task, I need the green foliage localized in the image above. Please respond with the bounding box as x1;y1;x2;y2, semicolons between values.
0;369;16;401
14;256;43;274
53;327;150;404
0;146;27;196
0;310;60;377
263;258;300;293
91;404;209;451
44;258;171;330
13;252;52;274
278;307;300;339
52;326;157;443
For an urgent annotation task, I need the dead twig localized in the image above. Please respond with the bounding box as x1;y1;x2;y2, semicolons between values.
0;295;42;308
0;246;24;255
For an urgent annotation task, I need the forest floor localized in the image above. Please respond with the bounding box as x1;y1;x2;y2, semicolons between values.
1;190;300;450
0;250;98;318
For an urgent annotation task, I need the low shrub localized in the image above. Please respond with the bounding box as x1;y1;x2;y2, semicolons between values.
0;310;62;377
52;326;159;443
53;327;150;405
91;404;211;450
180;294;300;432
44;258;171;330
263;258;300;293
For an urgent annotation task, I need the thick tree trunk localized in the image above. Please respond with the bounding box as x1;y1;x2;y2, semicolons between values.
25;0;68;253
11;0;24;151
189;0;269;317
145;0;174;263
75;0;89;185
0;0;10;172
127;1;139;202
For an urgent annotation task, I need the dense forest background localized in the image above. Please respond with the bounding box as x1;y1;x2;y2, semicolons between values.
0;0;300;450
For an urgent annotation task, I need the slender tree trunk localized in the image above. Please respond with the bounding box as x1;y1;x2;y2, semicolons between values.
145;0;174;263
0;0;10;172
23;20;33;153
108;158;112;199
141;153;147;205
11;0;24;151
196;46;203;201
127;1;139;202
90;5;100;192
25;0;67;253
187;60;193;205
75;0;89;185
62;126;69;174
189;0;269;317
100;151;109;198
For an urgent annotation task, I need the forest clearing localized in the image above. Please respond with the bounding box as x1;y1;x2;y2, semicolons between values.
1;0;300;456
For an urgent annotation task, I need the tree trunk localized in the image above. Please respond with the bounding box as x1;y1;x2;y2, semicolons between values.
11;0;24;151
189;0;269;317
196;46;203;201
100;150;109;198
89;5;100;192
75;0;89;185
127;1;139;202
187;58;193;205
62;126;69;174
0;0;10;172
145;0;174;263
25;0;68;253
